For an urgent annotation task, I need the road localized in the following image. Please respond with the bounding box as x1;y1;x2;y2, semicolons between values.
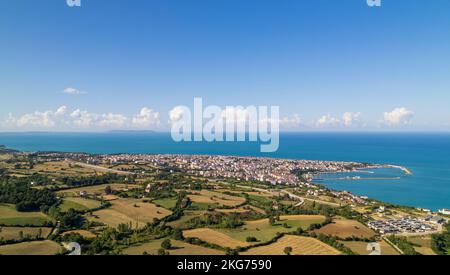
212;180;306;206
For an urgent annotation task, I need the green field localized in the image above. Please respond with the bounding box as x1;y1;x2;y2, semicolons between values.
122;239;224;255
246;194;272;205
407;236;438;255
0;204;53;226
59;197;102;212
219;215;326;243
339;240;400;255
166;211;205;229
152;198;177;210
189;202;219;210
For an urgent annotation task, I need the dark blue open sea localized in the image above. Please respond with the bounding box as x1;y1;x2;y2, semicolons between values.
0;132;449;211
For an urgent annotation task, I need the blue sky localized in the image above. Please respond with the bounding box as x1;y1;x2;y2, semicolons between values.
1;0;450;131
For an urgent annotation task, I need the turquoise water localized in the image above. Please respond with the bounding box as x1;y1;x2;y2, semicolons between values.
0;132;449;210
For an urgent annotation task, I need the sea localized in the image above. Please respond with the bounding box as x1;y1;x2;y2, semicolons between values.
0;132;449;211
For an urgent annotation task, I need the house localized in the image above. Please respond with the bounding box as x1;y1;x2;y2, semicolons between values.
145;183;153;193
430;216;445;224
438;209;450;215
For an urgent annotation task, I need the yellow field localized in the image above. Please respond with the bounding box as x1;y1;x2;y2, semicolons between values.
242;235;341;255
101;195;120;201
57;183;141;197
339;240;400;255
61;230;97;239
123;239;225;255
0;227;52;241
0;204;53;226
0;240;63;255
314;217;375;239
31;161;101;176
183;228;249;248
188;190;246;207
87;198;172;229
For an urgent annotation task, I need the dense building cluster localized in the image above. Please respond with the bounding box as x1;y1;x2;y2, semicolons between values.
89;154;363;186
368;216;444;235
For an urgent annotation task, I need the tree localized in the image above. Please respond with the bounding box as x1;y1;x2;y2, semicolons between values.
269;216;276;226
157;248;169;255
105;185;112;195
246;236;258;242
59;209;85;229
117;223;132;234
172;228;184;240
161;239;172;250
284;247;293;255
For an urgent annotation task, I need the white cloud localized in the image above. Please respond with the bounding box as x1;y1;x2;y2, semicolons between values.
99;113;128;128
317;114;340;128
342;112;361;127
70;109;98;128
6;105;68;129
63;87;85;95
132;107;160;128
16;111;55;128
2;106;165;131
55;106;67;116
383;107;414;125
169;106;190;124
280;114;302;128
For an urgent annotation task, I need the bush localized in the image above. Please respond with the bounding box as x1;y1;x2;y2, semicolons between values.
246;236;259;242
161;239;172;250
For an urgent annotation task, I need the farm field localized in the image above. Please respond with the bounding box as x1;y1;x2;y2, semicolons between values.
0;227;52;241
187;190;246;207
61;230;97;239
246;194;273;205
182;215;325;248
183;228;249;249
215;207;255;214
59;197;102;212
314;217;376;239
0;240;63;255
0;204;53;226
57;183;141;197
152;198;177;210
166;211;205;229
30;161;100;177
407;235;437;255
219;215;325;244
123;239;225;255
340;240;400;255
241;235;341;255
87;198;172;229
